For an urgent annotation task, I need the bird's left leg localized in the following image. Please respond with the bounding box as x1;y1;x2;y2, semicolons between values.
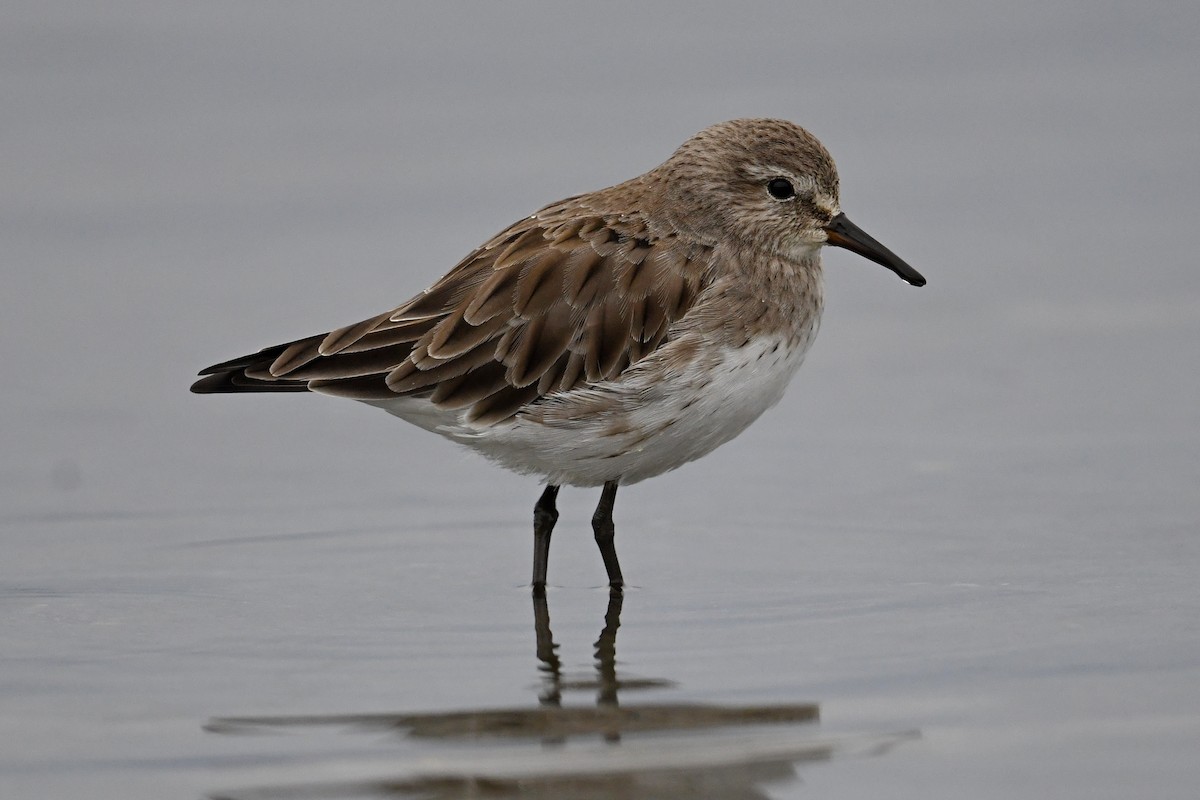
532;484;560;595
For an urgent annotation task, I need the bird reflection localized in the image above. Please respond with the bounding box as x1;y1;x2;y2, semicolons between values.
206;592;916;800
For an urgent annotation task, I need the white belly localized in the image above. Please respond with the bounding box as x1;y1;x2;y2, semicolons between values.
368;330;815;487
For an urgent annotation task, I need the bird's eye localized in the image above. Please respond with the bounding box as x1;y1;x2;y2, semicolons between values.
766;178;795;200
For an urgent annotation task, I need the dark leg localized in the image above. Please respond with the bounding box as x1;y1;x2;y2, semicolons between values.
592;480;624;590
532;484;560;594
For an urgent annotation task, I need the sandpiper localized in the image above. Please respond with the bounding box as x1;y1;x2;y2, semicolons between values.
192;118;925;592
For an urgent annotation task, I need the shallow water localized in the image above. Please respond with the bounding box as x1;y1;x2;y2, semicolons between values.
4;3;1200;798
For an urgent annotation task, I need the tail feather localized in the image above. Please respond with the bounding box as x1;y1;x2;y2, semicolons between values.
190;369;310;394
197;341;300;376
192;311;425;397
192;338;316;393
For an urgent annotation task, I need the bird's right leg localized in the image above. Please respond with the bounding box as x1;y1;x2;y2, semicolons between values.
592;480;624;591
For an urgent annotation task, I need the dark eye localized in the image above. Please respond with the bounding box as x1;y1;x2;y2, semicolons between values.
766;178;795;200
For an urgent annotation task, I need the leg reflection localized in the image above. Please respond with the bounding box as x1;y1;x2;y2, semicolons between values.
594;589;623;741
533;590;630;707
594;590;623;701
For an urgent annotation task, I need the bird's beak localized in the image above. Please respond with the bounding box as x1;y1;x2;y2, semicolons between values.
824;213;926;287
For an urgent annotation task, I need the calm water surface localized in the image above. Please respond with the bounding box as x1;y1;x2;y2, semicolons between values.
3;3;1199;798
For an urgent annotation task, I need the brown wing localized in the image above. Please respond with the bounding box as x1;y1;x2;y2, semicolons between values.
192;212;711;426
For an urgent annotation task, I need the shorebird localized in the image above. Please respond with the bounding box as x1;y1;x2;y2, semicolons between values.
192;118;925;593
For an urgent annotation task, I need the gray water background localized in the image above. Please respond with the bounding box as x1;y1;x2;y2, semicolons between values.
3;2;1199;797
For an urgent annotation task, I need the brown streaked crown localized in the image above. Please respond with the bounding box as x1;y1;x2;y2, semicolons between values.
658;118;841;252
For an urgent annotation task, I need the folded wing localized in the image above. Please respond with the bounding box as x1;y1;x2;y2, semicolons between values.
192;210;711;426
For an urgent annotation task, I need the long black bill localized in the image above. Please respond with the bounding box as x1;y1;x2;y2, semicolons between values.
824;213;926;287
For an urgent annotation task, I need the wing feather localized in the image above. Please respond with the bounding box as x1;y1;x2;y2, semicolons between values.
385;343;499;394
514;249;567;318
463;268;520;325
333;318;431;354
